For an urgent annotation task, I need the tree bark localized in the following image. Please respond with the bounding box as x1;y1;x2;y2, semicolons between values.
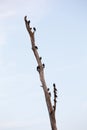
24;16;58;130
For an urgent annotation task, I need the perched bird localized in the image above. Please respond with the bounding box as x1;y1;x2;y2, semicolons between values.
47;88;50;91
35;46;38;49
37;66;40;72
53;83;57;91
55;94;57;98
42;63;45;68
49;92;51;97
54;87;57;91
39;57;42;60
53;83;56;87
28;20;30;24
33;27;36;32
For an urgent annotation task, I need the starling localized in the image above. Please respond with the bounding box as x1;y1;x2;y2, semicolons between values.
47;88;50;91
33;27;36;31
35;46;38;49
55;94;57;98
37;66;40;72
49;92;51;97
43;63;45;68
28;20;30;24
54;87;57;91
53;83;56;87
39;57;42;60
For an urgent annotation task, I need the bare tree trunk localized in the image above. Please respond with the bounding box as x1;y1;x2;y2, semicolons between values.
24;16;58;130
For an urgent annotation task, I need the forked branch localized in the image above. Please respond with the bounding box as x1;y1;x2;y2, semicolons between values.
24;16;58;130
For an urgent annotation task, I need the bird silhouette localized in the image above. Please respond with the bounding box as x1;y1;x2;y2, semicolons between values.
33;27;36;31
43;63;45;68
37;66;40;72
35;46;38;49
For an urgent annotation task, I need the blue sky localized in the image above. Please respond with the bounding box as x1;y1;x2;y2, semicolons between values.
0;0;87;130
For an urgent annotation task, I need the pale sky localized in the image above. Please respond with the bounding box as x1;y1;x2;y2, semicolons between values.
0;0;87;130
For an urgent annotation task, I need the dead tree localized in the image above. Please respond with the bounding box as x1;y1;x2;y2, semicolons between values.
24;16;58;130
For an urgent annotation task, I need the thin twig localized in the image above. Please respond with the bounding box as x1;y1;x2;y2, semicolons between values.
24;16;58;130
